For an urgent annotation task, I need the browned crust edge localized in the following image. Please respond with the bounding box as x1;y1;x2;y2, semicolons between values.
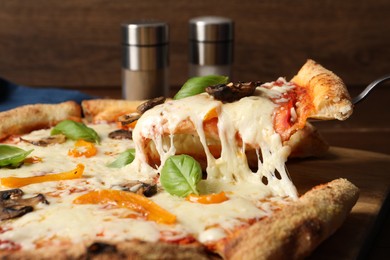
222;178;359;260
0;101;81;141
81;99;145;123
291;59;353;120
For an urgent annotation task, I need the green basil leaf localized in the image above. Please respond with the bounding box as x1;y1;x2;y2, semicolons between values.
160;155;202;197
173;75;229;100
51;120;100;144
107;148;135;168
0;145;33;167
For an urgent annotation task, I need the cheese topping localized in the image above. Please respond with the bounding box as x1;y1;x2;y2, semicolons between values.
133;82;298;198
0;80;299;251
0;123;287;250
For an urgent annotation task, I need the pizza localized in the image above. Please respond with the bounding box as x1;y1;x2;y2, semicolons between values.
0;59;359;259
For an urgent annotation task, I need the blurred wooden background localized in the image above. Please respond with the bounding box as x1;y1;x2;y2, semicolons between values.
0;0;389;94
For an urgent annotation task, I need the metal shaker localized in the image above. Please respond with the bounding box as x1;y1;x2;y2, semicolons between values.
189;16;234;78
122;21;169;100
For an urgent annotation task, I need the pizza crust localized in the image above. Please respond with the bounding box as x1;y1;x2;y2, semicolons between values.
286;122;329;158
291;59;353;120
0;101;81;141
81;99;144;123
222;178;359;260
0;179;358;259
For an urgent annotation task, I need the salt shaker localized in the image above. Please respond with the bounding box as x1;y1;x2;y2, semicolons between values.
189;16;234;78
122;21;169;100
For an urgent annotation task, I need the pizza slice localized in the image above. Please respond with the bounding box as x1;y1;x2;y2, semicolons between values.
0;59;358;259
125;60;352;189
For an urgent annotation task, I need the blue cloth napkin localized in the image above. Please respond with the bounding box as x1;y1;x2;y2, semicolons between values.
0;78;94;111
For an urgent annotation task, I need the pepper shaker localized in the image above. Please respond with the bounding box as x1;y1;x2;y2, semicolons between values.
122;21;169;100
189;16;234;78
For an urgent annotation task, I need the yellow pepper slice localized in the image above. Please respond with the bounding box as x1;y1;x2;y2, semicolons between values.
186;192;228;204
1;164;85;188
68;140;97;158
73;189;176;225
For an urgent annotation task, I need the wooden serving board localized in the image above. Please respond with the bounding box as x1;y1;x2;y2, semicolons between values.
287;147;390;259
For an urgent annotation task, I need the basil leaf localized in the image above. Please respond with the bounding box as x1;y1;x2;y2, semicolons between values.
107;148;135;168
173;75;229;100
51;120;100;144
0;145;33;167
160;155;202;197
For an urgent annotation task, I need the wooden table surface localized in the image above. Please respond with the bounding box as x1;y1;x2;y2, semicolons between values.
77;84;390;259
315;86;390;260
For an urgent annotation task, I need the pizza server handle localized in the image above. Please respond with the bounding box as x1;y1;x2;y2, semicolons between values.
352;74;390;105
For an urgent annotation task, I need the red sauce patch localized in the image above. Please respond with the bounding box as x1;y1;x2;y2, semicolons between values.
0;240;21;251
272;83;313;141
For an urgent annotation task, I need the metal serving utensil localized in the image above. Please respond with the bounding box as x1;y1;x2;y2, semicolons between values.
352;75;390;105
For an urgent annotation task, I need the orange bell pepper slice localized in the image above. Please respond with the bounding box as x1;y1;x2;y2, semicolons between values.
1;164;85;188
73;189;176;225
186;192;228;204
128;120;138;129
203;107;219;122
24;156;43;164
68;140;97;158
117;116;138;130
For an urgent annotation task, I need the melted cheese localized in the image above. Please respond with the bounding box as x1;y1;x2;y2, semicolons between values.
0;81;300;250
133;84;298;198
0;123;285;250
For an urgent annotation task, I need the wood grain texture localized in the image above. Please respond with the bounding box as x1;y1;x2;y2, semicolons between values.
0;0;389;89
288;147;390;259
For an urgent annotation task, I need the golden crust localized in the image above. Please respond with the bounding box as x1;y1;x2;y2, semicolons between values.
291;59;353;120
222;178;359;260
0;101;81;141
81;99;145;123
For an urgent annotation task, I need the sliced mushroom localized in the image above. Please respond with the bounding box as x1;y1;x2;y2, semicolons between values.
108;129;133;140
136;96;166;114
1;206;34;220
118;181;158;197
0;188;23;200
0;189;49;220
118;112;141;126
20;134;66;147
117;97;166;129
206;81;260;102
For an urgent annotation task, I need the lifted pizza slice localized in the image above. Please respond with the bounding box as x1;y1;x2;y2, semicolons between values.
127;59;353;198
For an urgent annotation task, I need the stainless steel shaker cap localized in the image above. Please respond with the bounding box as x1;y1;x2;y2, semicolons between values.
189;16;234;42
122;21;169;46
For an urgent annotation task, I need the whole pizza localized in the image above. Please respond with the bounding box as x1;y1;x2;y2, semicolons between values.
0;60;359;259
